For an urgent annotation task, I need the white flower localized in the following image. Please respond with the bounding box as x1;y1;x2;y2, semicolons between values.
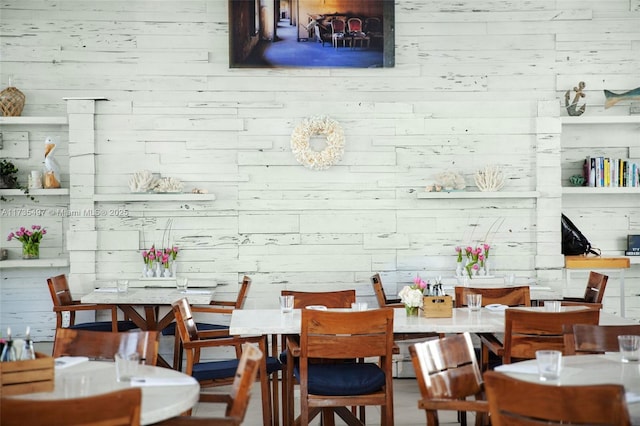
398;285;424;308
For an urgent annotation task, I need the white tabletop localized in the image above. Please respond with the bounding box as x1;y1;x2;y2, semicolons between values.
81;287;215;305
495;354;640;422
229;307;638;336
12;360;200;425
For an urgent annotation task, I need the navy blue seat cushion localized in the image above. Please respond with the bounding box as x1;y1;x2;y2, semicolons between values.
69;321;138;332
161;322;228;336
192;356;281;382
294;363;386;396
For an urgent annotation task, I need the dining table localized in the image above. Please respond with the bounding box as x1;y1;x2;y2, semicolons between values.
494;353;640;423
81;286;216;368
11;359;200;425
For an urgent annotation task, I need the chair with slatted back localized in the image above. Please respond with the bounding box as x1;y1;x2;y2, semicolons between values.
163;275;252;370
484;371;631;426
409;332;489;426
482;307;601;366
154;343;263;426
280;289;356;426
455;286;531;371
563;270;609;304
53;328;159;365
172;297;280;426
563;323;640;355
296;308;394;426
1;387;142;426
371;273;403;308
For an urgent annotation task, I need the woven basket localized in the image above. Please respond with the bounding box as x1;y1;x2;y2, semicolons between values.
0;86;25;116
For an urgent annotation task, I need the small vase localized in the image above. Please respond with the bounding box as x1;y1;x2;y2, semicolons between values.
163;267;172;278
405;305;419;317
171;261;178;277
455;261;463;277
154;263;162;278
22;243;39;259
484;259;490;276
145;265;155;278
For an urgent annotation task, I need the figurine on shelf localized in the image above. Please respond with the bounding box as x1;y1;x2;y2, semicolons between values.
565;81;586;116
44;137;61;188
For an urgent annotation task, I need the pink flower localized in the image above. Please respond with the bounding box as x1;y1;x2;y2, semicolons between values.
472;263;479;271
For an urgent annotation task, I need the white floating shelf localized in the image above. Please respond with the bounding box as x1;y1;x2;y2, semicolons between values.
0;188;69;196
93;193;217;202
417;191;539;199
561;116;640;125
562;187;639;194
0;116;67;125
0;257;69;269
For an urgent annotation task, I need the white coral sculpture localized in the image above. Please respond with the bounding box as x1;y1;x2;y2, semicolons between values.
154;177;184;193
474;165;506;192
435;171;466;191
129;170;158;193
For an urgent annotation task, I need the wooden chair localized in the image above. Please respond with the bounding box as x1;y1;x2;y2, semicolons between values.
163;275;252;370
564;323;640;355
154;343;263;426
484;371;631;426
172;298;280;426
53;328;159;365
563;270;609;304
482;307;601;365
409;332;489;426
47;274;137;353
346;17;369;48
455;286;531;371
280;289;356;426
296;308;394;426
371;273;403;307
1;387;142;426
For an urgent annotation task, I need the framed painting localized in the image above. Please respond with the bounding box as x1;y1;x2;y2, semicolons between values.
228;0;395;68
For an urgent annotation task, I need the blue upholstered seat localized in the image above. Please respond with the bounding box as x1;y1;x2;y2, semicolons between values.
69;321;138;332
161;322;228;336
294;362;386;396
193;356;281;382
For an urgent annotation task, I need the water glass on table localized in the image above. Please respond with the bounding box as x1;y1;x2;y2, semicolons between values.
176;277;188;293
351;302;368;311
64;374;91;397
466;293;482;311
279;295;294;314
116;279;129;293
544;300;561;312
618;335;640;362
115;352;140;382
536;350;562;381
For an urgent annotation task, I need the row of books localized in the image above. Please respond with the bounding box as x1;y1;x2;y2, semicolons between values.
584;157;640;187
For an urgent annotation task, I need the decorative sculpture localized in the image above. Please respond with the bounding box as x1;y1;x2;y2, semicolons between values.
154;177;184;193
434;170;466;191
474;165;505;192
128;170;158;192
43;137;61;188
565;81;586;116
604;87;640;109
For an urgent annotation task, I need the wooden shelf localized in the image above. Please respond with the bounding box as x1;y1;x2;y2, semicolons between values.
0;116;67;125
562;187;639;194
561;116;640;125
0;188;69;196
417;191;539;199
0;257;69;269
565;255;630;269
93;193;216;202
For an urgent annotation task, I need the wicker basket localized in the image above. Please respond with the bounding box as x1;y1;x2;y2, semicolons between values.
0;86;26;116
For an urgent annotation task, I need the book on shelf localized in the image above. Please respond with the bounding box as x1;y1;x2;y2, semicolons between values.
585;156;640;188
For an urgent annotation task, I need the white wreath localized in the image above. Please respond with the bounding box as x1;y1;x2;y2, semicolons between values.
290;116;345;170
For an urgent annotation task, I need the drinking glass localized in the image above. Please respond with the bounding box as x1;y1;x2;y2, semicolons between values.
116;279;129;293
176;277;188;293
536;350;562;381
544;300;561;312
466;293;482;311
618;335;640;362
64;374;91;397
115;352;140;382
351;302;368;311
279;295;294;314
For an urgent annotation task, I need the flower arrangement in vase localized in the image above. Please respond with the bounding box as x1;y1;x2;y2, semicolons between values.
399;276;427;316
7;225;47;259
461;244;491;278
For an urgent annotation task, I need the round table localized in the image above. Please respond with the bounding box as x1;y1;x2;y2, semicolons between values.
495;353;640;423
13;360;200;425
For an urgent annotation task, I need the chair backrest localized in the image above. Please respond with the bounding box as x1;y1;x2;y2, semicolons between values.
454;286;531;308
226;343;263;422
53;328;159;365
173;297;202;346
484;371;631;426
236;275;251;308
564;324;640;355
330;18;346;34
1;387;142;426
280;289;356;308
584;271;608;303
560;300;602;310
503;308;600;363
47;274;74;307
347;17;363;32
410;332;484;401
370;273;402;307
364;17;382;34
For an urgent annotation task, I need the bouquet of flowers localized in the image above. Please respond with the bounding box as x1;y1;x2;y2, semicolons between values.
7;225;47;258
399;275;427;315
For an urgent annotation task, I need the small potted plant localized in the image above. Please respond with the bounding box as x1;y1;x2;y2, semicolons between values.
0;159;19;189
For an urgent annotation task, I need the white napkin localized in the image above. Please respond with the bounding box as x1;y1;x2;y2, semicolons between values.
55;356;89;369
129;376;197;387
305;305;327;311
494;363;539;375
94;287;118;293
626;392;640;404
184;289;212;295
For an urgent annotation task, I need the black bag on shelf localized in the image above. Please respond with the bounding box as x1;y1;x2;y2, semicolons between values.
561;214;601;256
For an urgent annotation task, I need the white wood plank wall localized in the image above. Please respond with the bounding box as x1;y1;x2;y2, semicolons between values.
1;0;639;341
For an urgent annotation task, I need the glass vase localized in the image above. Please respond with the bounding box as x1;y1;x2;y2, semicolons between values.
22;242;39;259
405;305;419;317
